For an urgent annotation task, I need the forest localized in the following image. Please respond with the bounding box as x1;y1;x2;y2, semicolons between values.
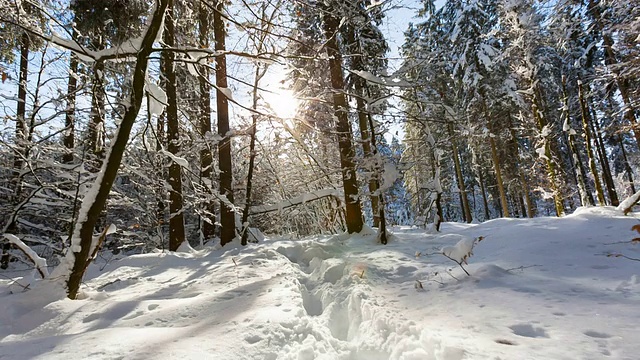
0;0;639;302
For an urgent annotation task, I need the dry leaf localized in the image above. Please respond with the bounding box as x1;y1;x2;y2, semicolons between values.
632;224;640;234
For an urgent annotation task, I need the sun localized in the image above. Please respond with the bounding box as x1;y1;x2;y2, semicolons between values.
263;87;299;120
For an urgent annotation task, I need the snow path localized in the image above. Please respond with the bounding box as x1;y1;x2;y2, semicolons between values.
0;207;639;359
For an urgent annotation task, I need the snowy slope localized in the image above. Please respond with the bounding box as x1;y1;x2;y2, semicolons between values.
1;207;639;360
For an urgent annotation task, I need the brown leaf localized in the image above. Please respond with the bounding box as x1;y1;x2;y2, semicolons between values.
632;224;640;234
1;72;7;83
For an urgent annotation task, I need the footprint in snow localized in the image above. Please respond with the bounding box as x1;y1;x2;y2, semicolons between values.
509;324;549;338
584;330;611;339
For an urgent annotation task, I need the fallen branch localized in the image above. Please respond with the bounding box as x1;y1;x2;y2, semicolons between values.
3;234;49;279
249;188;343;216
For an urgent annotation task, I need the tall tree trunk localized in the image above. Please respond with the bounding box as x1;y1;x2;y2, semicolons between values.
344;25;379;228
63;47;78;164
153;101;166;229
213;0;236;245
321;9;364;233
532;85;564;216
13;32;30;198
562;75;593;206
198;1;216;240
577;80;606;206
507;116;535;217
88;51;105;170
477;167;490;220
164;0;185;251
448;122;472;223
365;107;387;244
587;95;619;206
588;0;640;150
489;133;509;217
617;133;636;195
59;0;169;299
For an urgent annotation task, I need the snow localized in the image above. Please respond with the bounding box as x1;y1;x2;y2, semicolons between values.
160;149;190;169
1;207;640;359
3;234;49;279
616;190;640;214
145;79;168;116
219;87;234;101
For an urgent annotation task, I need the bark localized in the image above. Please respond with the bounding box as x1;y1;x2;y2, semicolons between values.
448;122;472;223
489;134;509;217
344;24;380;228
532;85;564;216
617;133;636;195
321;9;364;233
164;0;186;251
477;168;490;220
241;65;265;246
64;0;169;299
198;1;216;240
63;43;78;164
577;80;606;206
213;0;236;246
88;56;105;170
365;105;387;244
587;95;619;206
13;32;30;198
588;0;640;150
154;102;166;226
561;75;593;206
507;116;535;217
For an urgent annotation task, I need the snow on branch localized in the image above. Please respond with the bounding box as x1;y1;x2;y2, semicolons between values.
3;234;49;279
249;188;343;216
617;190;640;215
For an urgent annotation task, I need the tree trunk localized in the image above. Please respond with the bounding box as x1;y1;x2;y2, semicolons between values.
587;95;619;206
198;1;216;240
88;55;105;170
506;116;535;217
213;0;236;246
365;106;387;244
489;134;509;217
448;122;472;223
588;0;640;150
60;0;169;299
577;80;606;206
241;63;266;246
321;9;364;233
13;32;30;198
562;75;593;206
344;24;380;228
477;168;490;220
63;47;78;164
163;0;186;251
532;85;564;216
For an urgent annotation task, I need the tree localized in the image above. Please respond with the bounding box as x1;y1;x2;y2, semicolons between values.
197;0;216;241
212;0;236;246
51;0;170;299
163;0;186;251
320;0;364;233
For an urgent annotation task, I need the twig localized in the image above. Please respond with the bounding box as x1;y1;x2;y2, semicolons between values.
232;257;240;287
442;253;471;276
606;253;640;262
505;265;542;273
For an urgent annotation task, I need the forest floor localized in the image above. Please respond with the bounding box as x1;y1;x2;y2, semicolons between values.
1;207;639;359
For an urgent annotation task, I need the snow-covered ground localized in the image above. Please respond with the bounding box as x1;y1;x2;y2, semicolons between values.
1;207;639;359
